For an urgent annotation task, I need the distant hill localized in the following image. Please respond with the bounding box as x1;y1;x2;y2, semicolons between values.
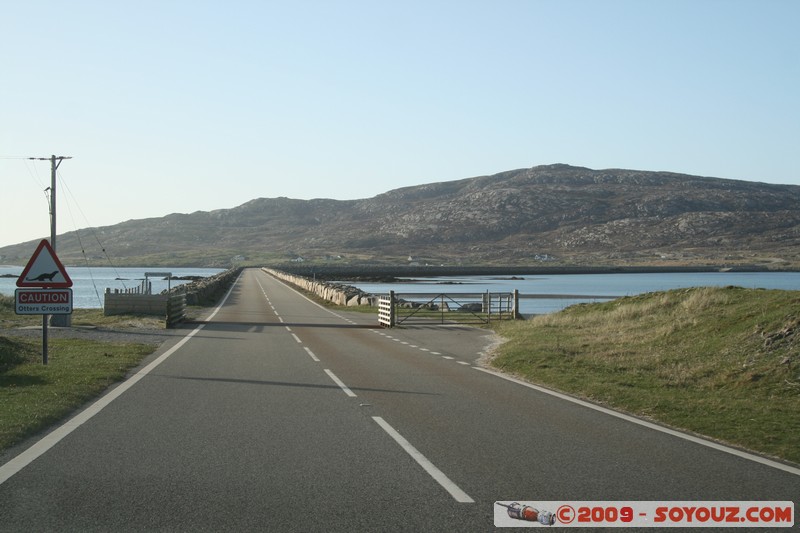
2;164;799;268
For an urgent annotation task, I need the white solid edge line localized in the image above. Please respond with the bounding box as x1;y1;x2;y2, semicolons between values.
372;416;474;503
0;270;244;486
324;369;357;397
474;367;800;477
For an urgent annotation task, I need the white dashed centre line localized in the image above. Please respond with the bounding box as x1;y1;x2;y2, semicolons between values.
324;369;356;397
372;416;474;504
304;347;320;362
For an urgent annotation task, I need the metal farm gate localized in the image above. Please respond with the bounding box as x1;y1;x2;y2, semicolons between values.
378;290;518;327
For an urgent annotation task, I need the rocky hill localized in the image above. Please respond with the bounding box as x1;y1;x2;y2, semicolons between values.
2;164;799;268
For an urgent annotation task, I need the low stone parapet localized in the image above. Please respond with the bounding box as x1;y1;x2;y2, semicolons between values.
262;268;376;307
175;267;243;306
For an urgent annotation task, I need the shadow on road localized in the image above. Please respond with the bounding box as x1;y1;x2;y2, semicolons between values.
182;320;379;330
153;373;440;396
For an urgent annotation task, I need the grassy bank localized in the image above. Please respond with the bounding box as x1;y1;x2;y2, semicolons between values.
490;286;800;464
0;336;156;451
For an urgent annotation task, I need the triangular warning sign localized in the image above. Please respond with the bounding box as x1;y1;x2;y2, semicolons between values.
16;239;73;288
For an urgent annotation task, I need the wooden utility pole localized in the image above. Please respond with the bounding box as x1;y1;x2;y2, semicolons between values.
29;155;72;336
31;155;72;249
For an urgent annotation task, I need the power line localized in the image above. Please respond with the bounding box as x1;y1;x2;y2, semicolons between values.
57;169;126;289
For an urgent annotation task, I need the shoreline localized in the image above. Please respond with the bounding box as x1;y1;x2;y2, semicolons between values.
272;263;792;281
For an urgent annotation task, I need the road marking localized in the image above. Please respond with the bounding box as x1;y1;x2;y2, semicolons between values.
441;355;454;360
324;369;356;397
372;416;474;503
291;333;302;343
0;270;245;487
304;347;320;362
361;324;453;360
458;361;471;366
0;328;200;486
475;367;800;477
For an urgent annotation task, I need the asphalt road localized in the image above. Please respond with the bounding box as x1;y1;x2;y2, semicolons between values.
1;268;797;531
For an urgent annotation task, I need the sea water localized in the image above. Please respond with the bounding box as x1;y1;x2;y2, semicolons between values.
4;267;799;314
343;271;800;315
0;266;225;309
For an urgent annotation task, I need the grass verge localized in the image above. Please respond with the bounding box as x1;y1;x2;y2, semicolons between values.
0;336;156;451
0;295;160;452
490;286;800;465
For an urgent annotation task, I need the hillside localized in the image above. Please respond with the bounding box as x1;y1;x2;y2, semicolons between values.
1;164;799;267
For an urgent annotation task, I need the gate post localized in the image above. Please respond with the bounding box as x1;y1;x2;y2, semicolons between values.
390;290;396;327
378;291;396;328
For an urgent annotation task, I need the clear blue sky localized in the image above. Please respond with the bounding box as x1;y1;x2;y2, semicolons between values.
2;0;798;249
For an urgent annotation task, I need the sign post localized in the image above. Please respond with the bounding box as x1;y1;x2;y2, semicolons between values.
15;239;74;364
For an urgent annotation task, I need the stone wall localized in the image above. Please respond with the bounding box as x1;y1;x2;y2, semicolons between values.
174;267;243;306
262;268;376;307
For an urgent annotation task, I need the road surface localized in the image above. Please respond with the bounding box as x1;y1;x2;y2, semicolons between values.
1;268;797;531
